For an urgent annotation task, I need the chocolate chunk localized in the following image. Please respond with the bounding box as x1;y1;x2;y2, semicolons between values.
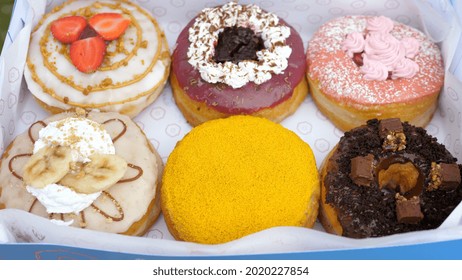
379;118;403;138
439;163;461;190
214;26;264;63
428;162;461;191
396;195;423;224
379;119;406;151
350;154;375;187
79;25;98;40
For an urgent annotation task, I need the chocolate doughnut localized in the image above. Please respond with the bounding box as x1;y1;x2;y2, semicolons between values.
319;118;462;238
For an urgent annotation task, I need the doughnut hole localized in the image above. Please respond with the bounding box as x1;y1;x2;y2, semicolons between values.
378;162;420;196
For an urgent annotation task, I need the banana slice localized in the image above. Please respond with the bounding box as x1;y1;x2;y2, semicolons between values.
59;154;127;194
23;146;72;189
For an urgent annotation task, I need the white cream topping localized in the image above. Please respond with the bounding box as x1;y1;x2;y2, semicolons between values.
27;117;115;215
187;2;292;88
34;118;115;163
50;219;75;226
26;184;101;214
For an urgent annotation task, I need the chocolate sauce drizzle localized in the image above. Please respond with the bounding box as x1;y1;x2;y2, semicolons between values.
9;153;32;180
28;198;38;213
90;191;124;222
118;163;143;183
28;121;46;143
102;118;127;143
9;116;145;227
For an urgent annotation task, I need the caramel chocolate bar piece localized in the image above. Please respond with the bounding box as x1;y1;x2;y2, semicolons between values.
379;118;403;139
379;118;406;151
439;163;461;190
396;195;423;224
350;154;375;187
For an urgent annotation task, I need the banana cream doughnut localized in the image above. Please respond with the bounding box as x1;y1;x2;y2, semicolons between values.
161;116;319;244
320;118;462;238
171;2;307;126
0;110;163;236
306;16;444;131
24;0;170;118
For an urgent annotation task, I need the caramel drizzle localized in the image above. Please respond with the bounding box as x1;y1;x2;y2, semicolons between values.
118;163;143;183
102;118;127;143
37;2;162;94
27;121;46;143
90;191;124;222
8;153;32;180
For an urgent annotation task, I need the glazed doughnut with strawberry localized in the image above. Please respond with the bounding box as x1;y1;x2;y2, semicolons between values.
24;0;171;118
306;16;444;131
0;109;163;235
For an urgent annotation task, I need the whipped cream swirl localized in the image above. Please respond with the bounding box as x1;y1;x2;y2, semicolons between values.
26;184;101;215
391;58;419;79
364;32;405;71
187;2;292;88
342;16;421;81
34;118;115;163
342;32;365;58
366;16;394;34
361;56;389;81
26;118;115;216
401;37;420;59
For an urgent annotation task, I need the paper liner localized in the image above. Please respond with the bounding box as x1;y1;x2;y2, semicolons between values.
0;0;462;256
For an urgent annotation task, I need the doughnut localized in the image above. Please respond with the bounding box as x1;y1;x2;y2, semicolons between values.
24;0;171;118
0;109;163;236
319;118;462;238
170;2;307;126
161;116;319;244
306;15;444;131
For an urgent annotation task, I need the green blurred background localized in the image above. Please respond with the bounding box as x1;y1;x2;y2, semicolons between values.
1;0;15;52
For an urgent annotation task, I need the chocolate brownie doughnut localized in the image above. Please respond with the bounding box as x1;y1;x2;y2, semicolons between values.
319;118;462;238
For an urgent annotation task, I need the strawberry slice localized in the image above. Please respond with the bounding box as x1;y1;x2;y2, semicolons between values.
352;52;364;66
70;37;106;73
88;13;131;41
51;16;87;44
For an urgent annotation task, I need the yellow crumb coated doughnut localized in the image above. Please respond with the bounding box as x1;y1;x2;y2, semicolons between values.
161;116;320;244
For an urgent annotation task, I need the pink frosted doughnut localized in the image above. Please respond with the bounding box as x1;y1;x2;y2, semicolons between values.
306;15;444;131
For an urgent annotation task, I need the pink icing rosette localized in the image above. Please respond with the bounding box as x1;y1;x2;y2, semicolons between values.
360;56;389;81
392;58;419;79
366;16;394;34
401;37;420;59
364;32;405;71
342;32;365;58
342;16;421;81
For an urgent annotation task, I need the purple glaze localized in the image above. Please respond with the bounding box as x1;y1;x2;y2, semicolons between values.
172;17;306;114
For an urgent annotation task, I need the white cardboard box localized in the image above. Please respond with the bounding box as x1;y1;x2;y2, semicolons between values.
0;0;462;257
